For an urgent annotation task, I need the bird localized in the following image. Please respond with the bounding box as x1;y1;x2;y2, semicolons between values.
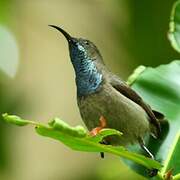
49;25;163;176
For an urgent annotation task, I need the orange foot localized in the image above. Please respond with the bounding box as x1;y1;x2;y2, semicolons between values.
89;116;107;136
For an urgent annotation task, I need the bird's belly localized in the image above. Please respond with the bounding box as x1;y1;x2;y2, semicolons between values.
77;84;150;146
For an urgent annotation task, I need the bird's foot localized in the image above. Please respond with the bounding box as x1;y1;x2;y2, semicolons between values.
138;138;159;177
89;116;107;136
89;116;107;159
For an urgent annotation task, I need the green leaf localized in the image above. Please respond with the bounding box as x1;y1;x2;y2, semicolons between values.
168;0;180;53
2;113;161;170
2;113;29;126
48;117;87;137
127;61;180;178
86;129;122;143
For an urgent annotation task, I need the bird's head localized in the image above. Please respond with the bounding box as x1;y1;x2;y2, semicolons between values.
49;25;103;69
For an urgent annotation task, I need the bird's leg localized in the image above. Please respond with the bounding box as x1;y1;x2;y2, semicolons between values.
138;138;158;177
89;116;107;159
100;152;104;158
89;116;107;136
99;140;109;159
139;141;154;159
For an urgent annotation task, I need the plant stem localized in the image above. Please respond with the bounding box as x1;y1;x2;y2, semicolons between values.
156;172;164;180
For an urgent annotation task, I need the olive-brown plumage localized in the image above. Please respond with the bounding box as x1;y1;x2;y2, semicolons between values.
49;25;162;168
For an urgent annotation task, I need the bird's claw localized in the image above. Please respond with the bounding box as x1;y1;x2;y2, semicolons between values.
89;116;107;136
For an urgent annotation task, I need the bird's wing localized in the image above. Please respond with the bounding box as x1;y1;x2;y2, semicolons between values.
109;75;161;137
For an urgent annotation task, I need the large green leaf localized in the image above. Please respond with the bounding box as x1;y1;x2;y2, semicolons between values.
169;0;180;53
127;61;180;179
2;113;161;170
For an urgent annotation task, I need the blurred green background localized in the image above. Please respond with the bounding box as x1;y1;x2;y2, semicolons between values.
0;0;179;180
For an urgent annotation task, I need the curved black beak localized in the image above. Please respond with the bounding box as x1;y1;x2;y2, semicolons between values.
49;25;73;43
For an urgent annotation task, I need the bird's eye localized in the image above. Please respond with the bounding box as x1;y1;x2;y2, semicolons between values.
84;41;89;45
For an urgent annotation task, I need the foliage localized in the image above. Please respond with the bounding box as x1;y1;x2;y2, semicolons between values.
2;113;161;170
1;0;180;179
169;0;180;53
2;59;180;179
127;61;180;179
